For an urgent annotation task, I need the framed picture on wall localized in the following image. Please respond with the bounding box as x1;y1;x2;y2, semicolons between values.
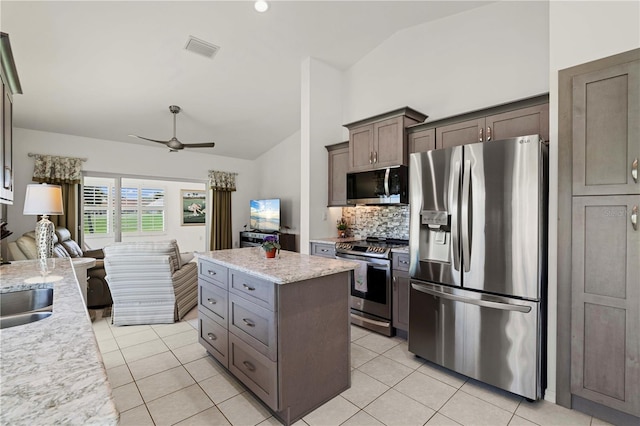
181;189;206;225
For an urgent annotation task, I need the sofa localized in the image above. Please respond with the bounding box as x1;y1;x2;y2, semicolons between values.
7;227;112;309
103;240;197;326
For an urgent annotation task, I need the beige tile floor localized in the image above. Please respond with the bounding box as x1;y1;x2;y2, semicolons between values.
93;309;610;426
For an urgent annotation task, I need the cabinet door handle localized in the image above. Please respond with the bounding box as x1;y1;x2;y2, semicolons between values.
369;152;373;164
3;167;11;189
632;157;638;183
486;126;492;141
393;276;396;290
207;332;217;341
242;318;255;327
632;205;638;231
206;298;216;305
374;151;378;163
479;127;483;142
243;361;256;372
242;283;255;291
208;270;216;276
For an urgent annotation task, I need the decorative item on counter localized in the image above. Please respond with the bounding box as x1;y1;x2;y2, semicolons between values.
22;183;64;263
261;235;280;258
337;218;348;238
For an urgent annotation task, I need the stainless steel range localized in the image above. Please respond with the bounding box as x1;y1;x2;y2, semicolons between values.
335;237;408;336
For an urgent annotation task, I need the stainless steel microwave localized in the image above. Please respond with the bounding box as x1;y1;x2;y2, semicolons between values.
346;165;408;205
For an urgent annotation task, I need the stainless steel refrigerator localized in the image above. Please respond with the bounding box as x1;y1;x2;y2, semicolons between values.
408;135;547;400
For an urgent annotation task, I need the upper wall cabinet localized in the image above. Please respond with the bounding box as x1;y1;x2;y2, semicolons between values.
0;33;22;205
344;107;427;172
326;142;349;206
408;95;549;154
572;62;639;196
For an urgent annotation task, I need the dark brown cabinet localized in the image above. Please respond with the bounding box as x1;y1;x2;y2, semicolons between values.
0;32;20;205
326;142;349;206
407;96;549;154
392;252;410;333
345;107;427;172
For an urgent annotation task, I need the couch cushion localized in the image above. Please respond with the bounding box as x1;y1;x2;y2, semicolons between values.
16;236;38;259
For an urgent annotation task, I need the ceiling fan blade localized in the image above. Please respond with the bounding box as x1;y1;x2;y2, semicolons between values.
128;134;170;145
182;142;216;148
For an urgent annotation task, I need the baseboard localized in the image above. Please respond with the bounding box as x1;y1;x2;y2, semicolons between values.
572;395;640;426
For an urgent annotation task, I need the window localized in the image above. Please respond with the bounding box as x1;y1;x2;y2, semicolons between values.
83;177;166;236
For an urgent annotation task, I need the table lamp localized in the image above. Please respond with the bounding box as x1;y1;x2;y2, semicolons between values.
23;183;64;261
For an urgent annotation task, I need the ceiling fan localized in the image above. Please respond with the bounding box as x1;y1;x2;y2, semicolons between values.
129;105;216;152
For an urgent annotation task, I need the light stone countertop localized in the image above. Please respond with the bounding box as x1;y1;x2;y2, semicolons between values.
195;247;357;284
0;259;118;425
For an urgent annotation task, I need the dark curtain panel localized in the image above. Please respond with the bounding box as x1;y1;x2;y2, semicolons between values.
210;190;232;250
49;183;79;241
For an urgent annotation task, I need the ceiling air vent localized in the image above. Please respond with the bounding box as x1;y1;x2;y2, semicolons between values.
184;36;220;59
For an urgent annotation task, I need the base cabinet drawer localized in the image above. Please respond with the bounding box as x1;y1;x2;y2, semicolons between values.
199;281;228;326
229;293;277;361
199;313;228;368
229;271;275;310
199;259;228;289
229;333;278;411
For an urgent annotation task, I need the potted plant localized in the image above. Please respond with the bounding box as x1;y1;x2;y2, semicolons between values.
261;235;281;258
336;218;348;238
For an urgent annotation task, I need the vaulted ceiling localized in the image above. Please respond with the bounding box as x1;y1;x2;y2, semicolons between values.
2;1;493;159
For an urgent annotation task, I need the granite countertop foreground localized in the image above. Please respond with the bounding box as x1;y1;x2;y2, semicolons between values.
195;247;357;283
0;259;118;425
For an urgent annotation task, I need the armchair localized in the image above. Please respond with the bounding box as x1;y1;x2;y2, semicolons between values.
103;240;197;326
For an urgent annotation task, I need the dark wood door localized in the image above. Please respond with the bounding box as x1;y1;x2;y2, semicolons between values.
409;128;436;154
485;103;549;143
571;195;640;416
349;124;373;171
436;118;484;149
327;142;349;206
572;61;640;196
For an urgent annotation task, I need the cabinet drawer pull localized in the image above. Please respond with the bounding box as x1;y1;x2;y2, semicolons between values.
208;270;217;276
243;360;256;372
373;151;377;163
486;126;492;141
632;205;638;231
206;298;217;305
369;152;373;164
400;260;408;264
321;248;328;252
207;332;217;341
242;318;255;327
632;157;638;183
479;127;483;142
242;283;255;291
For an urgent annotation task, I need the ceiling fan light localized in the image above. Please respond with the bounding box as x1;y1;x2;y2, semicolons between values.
254;0;269;13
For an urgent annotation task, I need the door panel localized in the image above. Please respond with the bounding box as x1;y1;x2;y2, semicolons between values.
349;124;373;171
374;117;404;167
409;128;435;154
436;118;484;149
571;195;640;415
486;103;549;142
573;61;640;196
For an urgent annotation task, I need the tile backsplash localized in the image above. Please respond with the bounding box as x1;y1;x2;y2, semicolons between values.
341;205;409;240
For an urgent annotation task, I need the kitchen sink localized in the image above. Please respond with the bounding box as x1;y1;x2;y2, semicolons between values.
1;288;54;316
0;288;54;329
1;312;53;329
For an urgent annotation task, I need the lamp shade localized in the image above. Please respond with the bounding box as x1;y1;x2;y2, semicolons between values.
23;184;64;215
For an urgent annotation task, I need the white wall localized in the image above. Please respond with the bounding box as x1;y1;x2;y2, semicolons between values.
301;58;344;254
547;0;640;403
8;128;259;250
342;0;549;129
254;130;302;250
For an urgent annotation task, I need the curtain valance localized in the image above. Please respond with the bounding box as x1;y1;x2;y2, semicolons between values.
208;170;238;192
31;154;85;184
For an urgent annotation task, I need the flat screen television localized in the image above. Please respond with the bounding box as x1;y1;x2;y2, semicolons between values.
250;198;280;233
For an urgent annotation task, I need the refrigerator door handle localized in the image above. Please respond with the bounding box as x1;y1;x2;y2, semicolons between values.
451;160;461;271
461;159;472;272
411;283;532;313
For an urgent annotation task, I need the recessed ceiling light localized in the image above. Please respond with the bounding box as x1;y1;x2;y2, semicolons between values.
254;0;269;13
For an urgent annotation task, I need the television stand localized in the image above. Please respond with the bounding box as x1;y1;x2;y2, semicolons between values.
239;231;296;252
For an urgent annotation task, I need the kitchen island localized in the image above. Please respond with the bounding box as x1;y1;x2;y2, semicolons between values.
195;247;356;425
0;259;118;425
